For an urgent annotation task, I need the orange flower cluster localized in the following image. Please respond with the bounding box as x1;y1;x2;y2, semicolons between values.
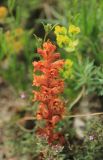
33;41;65;144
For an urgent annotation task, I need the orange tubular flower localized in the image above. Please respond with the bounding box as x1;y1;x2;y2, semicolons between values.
33;40;65;145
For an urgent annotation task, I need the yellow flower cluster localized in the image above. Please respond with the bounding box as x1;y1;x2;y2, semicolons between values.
5;28;24;54
0;6;8;19
54;24;80;51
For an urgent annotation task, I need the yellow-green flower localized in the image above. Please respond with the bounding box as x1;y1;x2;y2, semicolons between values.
68;25;80;34
63;59;73;79
65;59;73;68
56;35;70;47
54;25;67;35
70;39;79;48
65;39;79;52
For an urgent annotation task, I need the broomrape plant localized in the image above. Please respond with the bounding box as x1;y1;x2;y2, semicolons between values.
33;40;65;145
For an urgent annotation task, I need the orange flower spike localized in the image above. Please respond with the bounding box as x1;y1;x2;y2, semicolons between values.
33;41;65;145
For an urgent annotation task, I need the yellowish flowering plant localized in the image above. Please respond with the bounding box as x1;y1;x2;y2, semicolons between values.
0;6;8;19
54;24;80;52
54;24;80;81
5;28;25;54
